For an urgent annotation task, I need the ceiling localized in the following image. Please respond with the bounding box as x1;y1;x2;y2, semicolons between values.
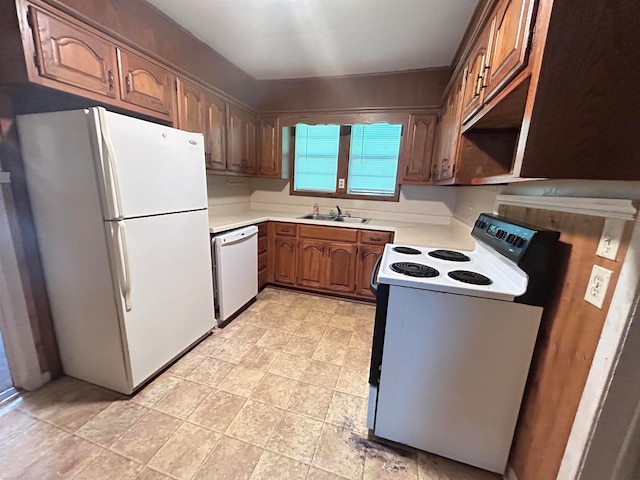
145;0;479;80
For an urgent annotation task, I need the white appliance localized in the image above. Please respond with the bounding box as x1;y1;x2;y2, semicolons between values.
16;107;215;395
367;214;560;474
212;225;258;325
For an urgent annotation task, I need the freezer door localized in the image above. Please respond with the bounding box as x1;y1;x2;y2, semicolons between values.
108;209;215;389
91;107;207;220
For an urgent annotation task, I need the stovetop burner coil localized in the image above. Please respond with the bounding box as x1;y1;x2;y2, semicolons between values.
392;246;422;255
428;249;471;262
447;270;493;285
390;262;439;278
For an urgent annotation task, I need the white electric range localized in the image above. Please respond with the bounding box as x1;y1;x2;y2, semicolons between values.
367;213;561;474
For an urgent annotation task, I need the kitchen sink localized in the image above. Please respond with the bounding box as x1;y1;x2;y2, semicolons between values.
297;213;371;224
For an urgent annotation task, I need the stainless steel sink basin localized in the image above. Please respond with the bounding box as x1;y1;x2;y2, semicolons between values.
297;213;371;224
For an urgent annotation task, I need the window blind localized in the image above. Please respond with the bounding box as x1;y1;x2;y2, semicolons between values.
293;124;340;193
347;123;402;195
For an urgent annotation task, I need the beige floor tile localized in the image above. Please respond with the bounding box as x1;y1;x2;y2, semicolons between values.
364;441;418;480
256;330;292;350
304;310;334;326
18;431;104;478
294;322;327;340
329;314;358;331
354;317;375;334
191;334;227;357
313;424;366;480
135;467;175;480
194;435;263;479
321;327;353;348
211;339;256;363
152;380;211;419
336;367;369;398
131;374;182;408
0;409;38;447
284;335;321;358
76;401;148;447
349;330;373;351
148;422;220;479
0;421;68;477
217;365;266;397
247;312;277;330
250;450;309;480
225;399;283;447
266;411;323;463
334;301;361;317
300;360;342;389
292;295;318;310
262;301;291;317
343;348;371;373
279;318;304;334
167;352;206;378
288;305;313;321
417;451;502;480
239;345;280;371
313;298;339;314
313;342;348;366
269;352;309;380
189;389;247;433
326;391;368;434
110;409;182;463
250;373;298;408
287;382;334;420
225;325;269;344
356;304;377;320
75;449;143;480
308;466;350;479
187;357;235;387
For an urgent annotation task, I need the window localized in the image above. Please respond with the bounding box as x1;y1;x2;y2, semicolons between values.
292;122;403;199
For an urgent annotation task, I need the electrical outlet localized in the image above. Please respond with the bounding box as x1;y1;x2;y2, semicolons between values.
596;218;625;260
338;178;345;188
584;264;613;309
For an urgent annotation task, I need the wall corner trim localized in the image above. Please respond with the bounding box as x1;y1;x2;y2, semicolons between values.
495;195;637;220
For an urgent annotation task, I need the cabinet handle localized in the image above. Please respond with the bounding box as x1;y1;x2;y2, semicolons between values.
125;73;132;94
370;237;381;242
107;69;114;90
405;166;409;176
481;64;490;89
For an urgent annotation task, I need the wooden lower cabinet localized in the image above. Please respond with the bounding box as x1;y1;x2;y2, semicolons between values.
297;239;326;289
297;240;357;294
273;236;296;285
257;222;268;290
355;245;384;298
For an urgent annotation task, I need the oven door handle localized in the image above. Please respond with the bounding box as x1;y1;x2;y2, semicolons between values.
370;255;383;295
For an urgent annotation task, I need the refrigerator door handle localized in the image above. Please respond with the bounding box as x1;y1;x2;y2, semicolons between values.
96;107;124;220
113;221;132;311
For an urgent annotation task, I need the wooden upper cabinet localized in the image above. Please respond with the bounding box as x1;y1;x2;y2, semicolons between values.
325;243;357;293
117;49;173;116
483;0;535;103
461;31;490;123
400;114;438;183
227;104;257;175
29;7;118;98
433;75;464;182
257;115;281;178
203;93;227;172
176;79;204;134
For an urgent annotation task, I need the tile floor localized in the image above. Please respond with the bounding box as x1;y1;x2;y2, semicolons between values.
0;287;501;480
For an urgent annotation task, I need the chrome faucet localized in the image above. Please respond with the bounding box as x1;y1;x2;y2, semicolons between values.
336;205;343;215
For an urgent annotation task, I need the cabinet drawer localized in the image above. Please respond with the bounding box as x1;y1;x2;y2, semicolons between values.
258;236;267;254
359;230;393;246
274;223;297;236
258;251;268;271
257;222;268;237
299;225;358;243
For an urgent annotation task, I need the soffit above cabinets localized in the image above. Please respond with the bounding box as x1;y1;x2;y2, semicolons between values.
144;0;479;80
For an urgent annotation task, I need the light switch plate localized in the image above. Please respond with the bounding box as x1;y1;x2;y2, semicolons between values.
597;218;625;260
584;264;613;309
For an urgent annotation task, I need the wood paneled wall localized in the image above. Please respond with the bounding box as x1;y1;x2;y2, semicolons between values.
498;205;635;480
0;89;61;378
43;0;259;107
257;68;450;112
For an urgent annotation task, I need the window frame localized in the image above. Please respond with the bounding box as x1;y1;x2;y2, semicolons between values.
283;112;409;202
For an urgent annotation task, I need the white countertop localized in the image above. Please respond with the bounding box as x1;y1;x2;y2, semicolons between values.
208;208;476;250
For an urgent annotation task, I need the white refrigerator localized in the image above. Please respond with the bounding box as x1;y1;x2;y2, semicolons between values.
16;107;215;394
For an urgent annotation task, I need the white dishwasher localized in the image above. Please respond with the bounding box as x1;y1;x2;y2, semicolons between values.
212;225;258;325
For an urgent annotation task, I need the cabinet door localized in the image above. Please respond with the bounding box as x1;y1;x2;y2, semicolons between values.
400;114;437;183
297;239;326;289
203;92;227;172
176;79;204;134
227;104;257;175
257;115;281;178
30;7;118;98
325;242;357;293
434;76;465;181
355;245;384;298
243;114;257;175
118;49;173;115
461;32;490;123
273;236;296;285
483;0;535;103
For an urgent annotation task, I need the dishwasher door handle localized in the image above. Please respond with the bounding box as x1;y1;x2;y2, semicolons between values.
218;230;258;247
370;255;383;295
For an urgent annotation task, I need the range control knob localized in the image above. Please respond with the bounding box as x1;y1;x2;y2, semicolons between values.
514;236;527;248
475;219;488;230
506;233;516;244
496;229;507;240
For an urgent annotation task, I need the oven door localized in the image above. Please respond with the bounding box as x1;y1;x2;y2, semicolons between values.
367;256;388;429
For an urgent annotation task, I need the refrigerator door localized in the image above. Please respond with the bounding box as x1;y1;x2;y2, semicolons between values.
106;209;215;389
90;107;207;220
